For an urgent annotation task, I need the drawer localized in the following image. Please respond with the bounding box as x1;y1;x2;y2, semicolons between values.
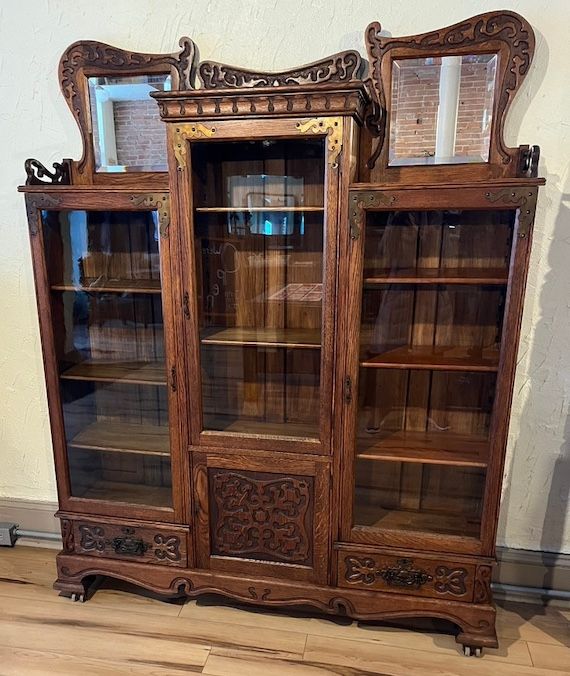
69;518;189;567
337;548;475;601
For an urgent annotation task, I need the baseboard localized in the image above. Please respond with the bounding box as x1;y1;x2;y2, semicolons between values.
1;498;568;601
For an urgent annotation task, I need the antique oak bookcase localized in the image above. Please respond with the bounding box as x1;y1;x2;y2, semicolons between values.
20;11;544;654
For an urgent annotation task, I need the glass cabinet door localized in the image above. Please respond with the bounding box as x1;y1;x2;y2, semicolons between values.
42;209;173;510
350;206;515;541
190;138;326;445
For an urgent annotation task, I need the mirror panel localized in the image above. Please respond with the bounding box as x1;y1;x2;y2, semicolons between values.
389;54;498;166
88;74;171;173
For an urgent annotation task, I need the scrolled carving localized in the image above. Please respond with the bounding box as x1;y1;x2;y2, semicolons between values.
210;470;313;564
58;37;198;175
296;117;343;167
365;12;535;171
154;534;181;562
79;525;106;552
434;566;468;596
129;193;170;238
345;556;378;584
60;519;75;553
349;190;397;240
25;194;62;236
473;565;493;604
198;50;363;89
25;159;71;186
172;123;216;168
248;586;271;601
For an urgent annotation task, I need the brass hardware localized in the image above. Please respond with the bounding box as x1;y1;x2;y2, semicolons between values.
130;193;170;238
111;528;150;557
349;191;397;241
173;123;216;168
296;117;343;167
379;558;433;588
25;194;62;236
170;366;177;393
484;188;538;239
183;292;191;319
344;376;353;404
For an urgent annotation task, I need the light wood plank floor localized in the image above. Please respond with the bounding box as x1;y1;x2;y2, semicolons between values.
0;546;568;675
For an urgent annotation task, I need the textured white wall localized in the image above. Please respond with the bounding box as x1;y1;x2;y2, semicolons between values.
1;0;568;553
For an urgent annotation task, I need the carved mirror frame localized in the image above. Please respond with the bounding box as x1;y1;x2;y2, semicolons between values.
29;38;199;186
365;11;536;182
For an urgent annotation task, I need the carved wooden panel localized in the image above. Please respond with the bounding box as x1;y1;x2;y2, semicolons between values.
71;519;188;567
198;50;363;88
208;469;314;566
474;564;493;604
338;550;475;600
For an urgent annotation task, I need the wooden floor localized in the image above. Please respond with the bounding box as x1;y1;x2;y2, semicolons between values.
0;546;569;675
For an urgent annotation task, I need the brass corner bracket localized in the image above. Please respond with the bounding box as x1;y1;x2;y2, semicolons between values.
296;117;343;168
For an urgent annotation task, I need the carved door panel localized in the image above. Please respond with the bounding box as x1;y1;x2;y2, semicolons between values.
193;451;330;583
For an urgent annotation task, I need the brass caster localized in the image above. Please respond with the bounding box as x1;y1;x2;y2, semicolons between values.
70;592;85;603
462;645;482;657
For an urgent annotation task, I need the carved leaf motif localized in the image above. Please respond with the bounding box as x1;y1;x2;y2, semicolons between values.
434;566;468;596
198;51;363;89
473;565;493;604
154;534;181;562
210;471;312;564
78;525;106;552
60;519;75;553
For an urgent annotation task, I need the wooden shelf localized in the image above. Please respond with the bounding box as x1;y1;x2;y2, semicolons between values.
201;327;322;349
61;360;166;386
354;505;481;538
364;267;509;286
356;430;489;467
361;345;500;371
203;416;319;441
195;206;324;213
51;278;162;294
68;421;170;456
76;481;172;508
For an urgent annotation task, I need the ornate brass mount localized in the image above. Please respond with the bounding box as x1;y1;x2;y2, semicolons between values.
484;187;538;238
379;558;433;588
173;123;216;169
111;528;151;557
296;117;343;168
129;193;170;238
349;191;397;240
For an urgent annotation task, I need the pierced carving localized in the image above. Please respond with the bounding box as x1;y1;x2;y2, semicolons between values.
79;525;106;552
58;37;198;174
129;193;170;238
365;12;535;170
210;470;313;564
60;519;75;553
349;190;397;240
198;50;363;89
296;117;343;167
25;195;62;236
172;123;216;168
474;565;493;604
25;158;71;186
485;187;538;238
434;566;468;596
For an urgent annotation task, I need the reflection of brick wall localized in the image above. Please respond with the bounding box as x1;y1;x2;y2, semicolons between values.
113;100;167;170
391;59;495;161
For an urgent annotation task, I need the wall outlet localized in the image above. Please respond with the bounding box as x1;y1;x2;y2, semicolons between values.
0;522;18;547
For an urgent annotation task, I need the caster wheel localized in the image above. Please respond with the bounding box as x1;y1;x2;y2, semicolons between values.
462;645;483;657
70;592;85;603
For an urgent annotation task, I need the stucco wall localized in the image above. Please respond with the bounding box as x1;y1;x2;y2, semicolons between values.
0;0;568;553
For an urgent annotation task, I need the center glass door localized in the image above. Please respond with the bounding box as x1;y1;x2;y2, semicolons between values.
189;135;331;452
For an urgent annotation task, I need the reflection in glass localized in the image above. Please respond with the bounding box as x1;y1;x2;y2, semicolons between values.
88;74;171;172
191;139;325;439
389;54;497;166
42;210;172;507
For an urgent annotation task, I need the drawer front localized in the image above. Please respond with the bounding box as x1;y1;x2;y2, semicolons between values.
338;549;475;601
71;519;188;567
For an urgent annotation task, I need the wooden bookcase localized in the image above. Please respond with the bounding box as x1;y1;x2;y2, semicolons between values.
20;11;544;655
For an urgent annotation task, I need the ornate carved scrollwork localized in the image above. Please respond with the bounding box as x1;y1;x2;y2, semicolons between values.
349;190;397;240
25;159;71;186
484;187;538;238
154;535;181;562
58;37;198;174
434;566;468;596
129;193;170;238
473;565;493;604
60;519;75;553
296;117;343;167
79;525;106;552
25;194;62;236
365;12;536;171
172;123;216;169
198;50;363;89
210;470;313;564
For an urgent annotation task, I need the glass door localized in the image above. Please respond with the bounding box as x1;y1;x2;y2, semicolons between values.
189;136;330;450
345;203;515;545
42;207;175;513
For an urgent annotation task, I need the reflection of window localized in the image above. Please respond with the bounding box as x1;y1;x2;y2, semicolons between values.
88;74;171;173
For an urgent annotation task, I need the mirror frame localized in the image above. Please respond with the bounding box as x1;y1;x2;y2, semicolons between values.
365;11;535;182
